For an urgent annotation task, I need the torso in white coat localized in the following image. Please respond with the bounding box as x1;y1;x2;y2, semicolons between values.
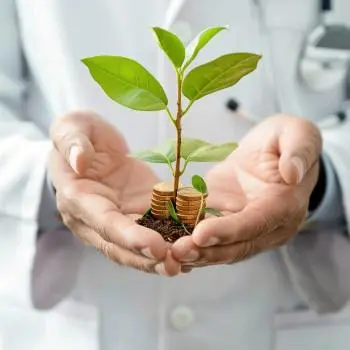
9;0;350;349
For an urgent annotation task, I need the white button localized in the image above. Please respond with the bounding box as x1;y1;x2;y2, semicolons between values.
171;21;193;44
170;305;195;331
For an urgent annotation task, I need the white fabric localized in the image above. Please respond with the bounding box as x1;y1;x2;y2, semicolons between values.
1;0;350;349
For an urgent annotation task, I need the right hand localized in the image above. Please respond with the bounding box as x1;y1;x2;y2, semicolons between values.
49;111;180;276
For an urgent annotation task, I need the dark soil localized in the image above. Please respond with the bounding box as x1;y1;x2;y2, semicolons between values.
136;214;193;243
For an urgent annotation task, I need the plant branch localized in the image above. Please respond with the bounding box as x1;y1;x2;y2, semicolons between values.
181;100;195;118
167;162;175;177
173;72;183;200
180;159;190;176
165;107;176;126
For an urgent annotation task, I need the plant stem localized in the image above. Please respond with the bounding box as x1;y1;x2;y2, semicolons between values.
180;159;189;176
195;194;204;227
165;107;176;126
167;162;175;177
173;72;183;200
181;100;194;118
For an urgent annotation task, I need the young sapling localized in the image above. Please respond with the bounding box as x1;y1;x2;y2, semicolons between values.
81;25;261;242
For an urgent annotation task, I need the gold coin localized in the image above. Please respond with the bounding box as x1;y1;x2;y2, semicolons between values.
151;209;169;217
152;197;172;206
177;209;200;216
151;202;169;211
153;181;175;196
152;192;174;201
176;198;203;206
176;200;205;209
178;213;198;220
152;212;170;220
176;187;201;200
176;195;202;202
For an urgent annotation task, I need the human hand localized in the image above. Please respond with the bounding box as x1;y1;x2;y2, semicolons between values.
172;115;322;270
49;111;180;276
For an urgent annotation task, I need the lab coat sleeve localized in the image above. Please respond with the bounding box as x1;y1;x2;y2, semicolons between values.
321;120;350;233
307;152;345;228
0;0;53;308
281;119;350;314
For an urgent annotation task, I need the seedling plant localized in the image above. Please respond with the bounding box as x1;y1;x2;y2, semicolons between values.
82;25;261;238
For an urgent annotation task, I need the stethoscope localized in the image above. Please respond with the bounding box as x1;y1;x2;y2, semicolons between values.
234;0;349;128
162;0;348;130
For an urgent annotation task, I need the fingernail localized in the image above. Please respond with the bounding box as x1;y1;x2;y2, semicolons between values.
180;250;199;262
155;263;169;276
141;248;156;260
291;157;305;184
202;237;220;247
69;146;81;173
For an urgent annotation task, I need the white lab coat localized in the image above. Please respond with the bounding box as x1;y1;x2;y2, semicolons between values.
1;0;350;349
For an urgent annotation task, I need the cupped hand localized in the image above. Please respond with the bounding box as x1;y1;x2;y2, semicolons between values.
49;111;180;276
172;115;322;270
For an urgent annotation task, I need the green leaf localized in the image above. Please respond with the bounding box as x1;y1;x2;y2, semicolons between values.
142;208;152;218
132;149;170;164
154;139;176;163
182;26;228;71
182;53;261;101
81;55;168;111
192;175;207;194
152;27;185;69
205;208;223;217
187;142;237;162
181;138;210;159
168;201;180;223
132;139;177;166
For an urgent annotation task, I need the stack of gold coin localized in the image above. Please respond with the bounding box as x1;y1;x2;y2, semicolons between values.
176;187;208;226
151;182;175;219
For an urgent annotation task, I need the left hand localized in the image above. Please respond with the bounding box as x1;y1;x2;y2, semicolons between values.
172;115;322;271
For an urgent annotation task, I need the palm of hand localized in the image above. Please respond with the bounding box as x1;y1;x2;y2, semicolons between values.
171;135;316;268
56;116;157;215
199;127;318;252
207;143;288;216
75;122;158;217
83;152;157;217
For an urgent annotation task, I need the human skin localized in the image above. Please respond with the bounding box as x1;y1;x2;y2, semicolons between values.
50;112;321;275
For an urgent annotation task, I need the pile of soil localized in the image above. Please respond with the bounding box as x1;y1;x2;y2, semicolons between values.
136;214;193;243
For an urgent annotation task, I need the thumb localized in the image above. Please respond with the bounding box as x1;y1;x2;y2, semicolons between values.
50;112;95;175
278;119;322;185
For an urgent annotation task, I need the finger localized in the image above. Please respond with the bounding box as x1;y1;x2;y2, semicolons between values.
193;227;295;266
81;224;180;276
50;111;96;174
58;180;168;260
171;236;199;262
278;118;322;185
181;240;261;266
154;250;181;277
191;199;287;247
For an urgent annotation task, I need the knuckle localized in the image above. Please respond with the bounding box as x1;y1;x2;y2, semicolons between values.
227;243;254;264
239;241;256;260
134;261;156;274
96;224;112;242
98;241;121;264
255;208;276;237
